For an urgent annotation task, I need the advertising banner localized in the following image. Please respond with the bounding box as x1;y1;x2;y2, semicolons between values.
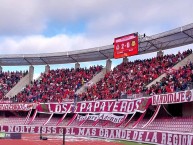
0;132;21;139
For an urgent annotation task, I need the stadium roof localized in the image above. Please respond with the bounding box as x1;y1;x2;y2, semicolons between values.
0;23;193;66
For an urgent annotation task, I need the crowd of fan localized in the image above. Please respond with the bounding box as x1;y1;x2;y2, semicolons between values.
1;49;193;103
149;61;193;95
79;49;192;100
13;65;103;102
0;71;28;99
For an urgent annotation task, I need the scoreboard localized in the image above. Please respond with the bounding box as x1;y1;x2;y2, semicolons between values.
114;33;138;59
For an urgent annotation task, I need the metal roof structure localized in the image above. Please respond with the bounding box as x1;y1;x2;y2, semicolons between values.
0;23;193;66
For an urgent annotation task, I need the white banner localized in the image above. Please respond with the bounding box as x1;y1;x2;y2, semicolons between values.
152;89;193;105
0;103;34;111
77;113;125;123
87;114;99;121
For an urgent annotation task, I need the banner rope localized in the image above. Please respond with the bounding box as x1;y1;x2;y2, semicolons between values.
162;105;174;117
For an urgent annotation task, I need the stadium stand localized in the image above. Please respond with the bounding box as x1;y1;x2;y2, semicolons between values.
134;117;193;132
12;65;103;103
0;51;192;145
149;61;193;95
0;71;28;100
82;49;192;100
0;117;26;125
0;24;193;145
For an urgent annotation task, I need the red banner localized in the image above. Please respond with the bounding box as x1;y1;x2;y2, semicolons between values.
36;103;72;114
0;103;34;111
0;98;150;113
0;125;192;145
75;98;150;113
12;98;151;114
152;90;193;105
114;33;138;59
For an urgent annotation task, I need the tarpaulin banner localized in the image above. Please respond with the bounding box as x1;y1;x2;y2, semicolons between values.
152;89;193;105
0;103;34;111
36;103;72;114
0;98;151;114
0;125;192;145
77;113;126;123
75;98;150;113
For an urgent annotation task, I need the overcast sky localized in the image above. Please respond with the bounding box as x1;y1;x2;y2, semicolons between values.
1;0;193;77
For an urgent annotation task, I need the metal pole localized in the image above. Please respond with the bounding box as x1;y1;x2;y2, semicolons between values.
40;126;42;140
62;128;65;145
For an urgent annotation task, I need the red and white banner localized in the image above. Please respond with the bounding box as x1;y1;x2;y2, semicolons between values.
1;90;193;112
77;113;126;123
114;33;138;59
0;103;34;111
36;98;151;114
152;89;193;105
0;125;192;145
75;98;150;113
0;98;150;113
36;103;72;114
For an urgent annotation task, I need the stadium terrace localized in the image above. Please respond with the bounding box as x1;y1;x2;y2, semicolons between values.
0;23;193;145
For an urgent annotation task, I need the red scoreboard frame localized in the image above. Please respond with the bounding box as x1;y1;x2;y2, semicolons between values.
114;33;139;59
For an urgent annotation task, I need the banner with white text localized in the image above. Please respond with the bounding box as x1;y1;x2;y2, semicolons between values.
35;98;151;114
0;103;34;111
0;125;192;145
152;90;193;105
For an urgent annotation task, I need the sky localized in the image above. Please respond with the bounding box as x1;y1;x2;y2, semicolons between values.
0;0;193;79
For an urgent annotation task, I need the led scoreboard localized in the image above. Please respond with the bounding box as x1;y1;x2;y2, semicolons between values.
114;33;138;59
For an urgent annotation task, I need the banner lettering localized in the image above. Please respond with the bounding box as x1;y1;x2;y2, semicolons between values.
0;103;34;111
0;125;192;145
75;98;150;113
0;98;150;113
36;103;71;114
77;114;125;123
152;90;193;105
